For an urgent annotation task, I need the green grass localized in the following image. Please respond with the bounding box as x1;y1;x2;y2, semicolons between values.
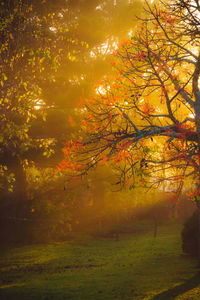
0;221;199;300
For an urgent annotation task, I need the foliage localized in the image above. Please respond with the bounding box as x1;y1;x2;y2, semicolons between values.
182;210;198;257
0;0;88;243
18;165;172;243
0;0;105;186
59;0;200;203
0;1;53;157
16;165;112;242
0;0;145;244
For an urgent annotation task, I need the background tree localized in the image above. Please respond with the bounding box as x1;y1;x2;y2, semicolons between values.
28;0;143;242
0;0;87;242
60;0;200;259
0;0;144;243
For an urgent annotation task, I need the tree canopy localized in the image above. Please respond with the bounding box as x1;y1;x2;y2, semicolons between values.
59;0;200;202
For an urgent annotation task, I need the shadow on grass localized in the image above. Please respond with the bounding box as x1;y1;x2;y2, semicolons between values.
151;271;200;300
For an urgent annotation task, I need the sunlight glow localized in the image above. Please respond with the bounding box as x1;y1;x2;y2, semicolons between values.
95;85;110;95
96;4;103;10
49;26;57;33
188;113;195;118
90;40;118;58
34;99;46;110
128;29;133;37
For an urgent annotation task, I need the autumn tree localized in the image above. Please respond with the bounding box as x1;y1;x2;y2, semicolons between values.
60;0;200;260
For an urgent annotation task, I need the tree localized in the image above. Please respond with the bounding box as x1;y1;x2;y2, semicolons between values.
59;0;200;261
25;0;143;241
0;0;143;243
0;0;88;242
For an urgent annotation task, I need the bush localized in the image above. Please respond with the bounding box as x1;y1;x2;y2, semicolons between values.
181;210;198;256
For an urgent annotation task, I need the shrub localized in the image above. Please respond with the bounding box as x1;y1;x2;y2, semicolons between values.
181;210;198;256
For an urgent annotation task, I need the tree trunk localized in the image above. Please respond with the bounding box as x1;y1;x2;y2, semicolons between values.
0;154;29;243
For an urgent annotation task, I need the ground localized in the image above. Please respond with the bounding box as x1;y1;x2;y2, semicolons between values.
0;221;199;299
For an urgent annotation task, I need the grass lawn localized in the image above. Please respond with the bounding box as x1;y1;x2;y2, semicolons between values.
0;221;199;300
